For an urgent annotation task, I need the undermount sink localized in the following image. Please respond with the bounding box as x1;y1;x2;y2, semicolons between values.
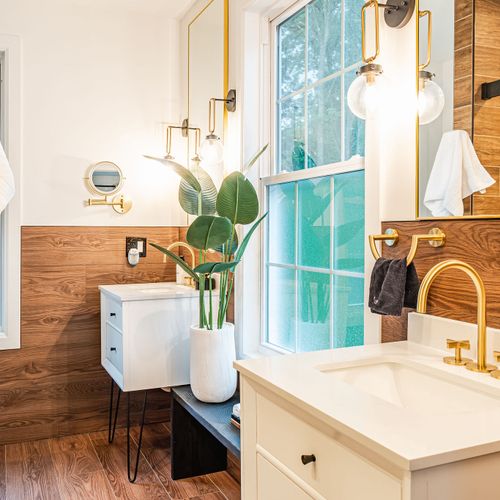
317;358;500;416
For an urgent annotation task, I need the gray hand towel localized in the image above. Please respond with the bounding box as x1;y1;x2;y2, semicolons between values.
369;258;420;316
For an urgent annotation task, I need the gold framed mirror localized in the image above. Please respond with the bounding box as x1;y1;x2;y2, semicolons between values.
416;0;500;219
187;0;228;183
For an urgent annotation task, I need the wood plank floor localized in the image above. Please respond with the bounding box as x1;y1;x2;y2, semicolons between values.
0;422;240;500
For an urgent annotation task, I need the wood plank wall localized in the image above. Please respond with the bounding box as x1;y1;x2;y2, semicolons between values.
380;220;500;343
471;0;500;213
0;226;185;445
454;0;474;213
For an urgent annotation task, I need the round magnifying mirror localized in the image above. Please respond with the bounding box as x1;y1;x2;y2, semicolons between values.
87;161;124;196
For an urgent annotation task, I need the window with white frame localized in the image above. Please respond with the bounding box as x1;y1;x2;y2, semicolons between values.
263;0;366;353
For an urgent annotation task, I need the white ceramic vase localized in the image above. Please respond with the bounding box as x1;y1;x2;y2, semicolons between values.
190;322;237;403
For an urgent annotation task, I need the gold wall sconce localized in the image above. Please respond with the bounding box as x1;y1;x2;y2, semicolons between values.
200;89;237;164
164;120;202;162
85;161;132;214
417;9;445;125
347;0;415;120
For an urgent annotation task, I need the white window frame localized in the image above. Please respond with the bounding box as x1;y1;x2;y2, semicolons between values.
0;35;22;350
261;0;366;354
234;0;381;359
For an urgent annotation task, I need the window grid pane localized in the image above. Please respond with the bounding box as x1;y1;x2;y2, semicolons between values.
266;170;364;353
275;0;364;173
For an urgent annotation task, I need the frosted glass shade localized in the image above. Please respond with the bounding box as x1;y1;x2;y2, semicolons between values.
200;136;224;164
347;65;385;120
418;76;445;125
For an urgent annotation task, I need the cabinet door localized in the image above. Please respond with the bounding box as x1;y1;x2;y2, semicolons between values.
257;455;312;500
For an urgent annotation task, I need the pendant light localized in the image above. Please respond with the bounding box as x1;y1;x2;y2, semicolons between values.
417;10;445;125
200;90;237;164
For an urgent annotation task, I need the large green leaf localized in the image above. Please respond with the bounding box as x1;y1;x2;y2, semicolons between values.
144;156;201;191
149;242;199;282
217;172;259;225
194;261;239;274
179;163;217;215
144;156;216;215
214;232;238;255
235;212;268;261
187;216;232;251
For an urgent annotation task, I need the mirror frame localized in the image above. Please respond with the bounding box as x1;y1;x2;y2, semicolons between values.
187;0;229;153
415;0;500;221
86;161;124;197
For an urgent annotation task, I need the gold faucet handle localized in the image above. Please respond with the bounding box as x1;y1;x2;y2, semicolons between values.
493;351;500;362
491;352;500;379
444;339;472;366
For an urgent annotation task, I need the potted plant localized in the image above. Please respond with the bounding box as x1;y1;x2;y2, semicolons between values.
148;146;267;403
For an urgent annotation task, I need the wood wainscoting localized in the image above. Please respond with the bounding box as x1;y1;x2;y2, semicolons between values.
381;220;500;343
0;226;186;445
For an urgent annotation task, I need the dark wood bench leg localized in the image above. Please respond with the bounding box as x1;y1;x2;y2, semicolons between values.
171;397;227;480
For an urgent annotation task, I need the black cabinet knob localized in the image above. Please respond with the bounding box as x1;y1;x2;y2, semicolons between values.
110;347;117;352
110;313;116;317
301;454;316;465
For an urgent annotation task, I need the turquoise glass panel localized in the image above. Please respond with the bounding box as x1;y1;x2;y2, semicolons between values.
278;9;306;97
267;266;296;351
333;170;365;273
307;0;341;84
298;271;331;351
279;94;305;172
344;68;365;159
268;182;296;265
307;77;341;167
344;0;365;68
333;276;364;348
298;177;331;269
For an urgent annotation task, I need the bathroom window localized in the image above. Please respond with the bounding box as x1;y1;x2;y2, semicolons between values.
263;0;365;353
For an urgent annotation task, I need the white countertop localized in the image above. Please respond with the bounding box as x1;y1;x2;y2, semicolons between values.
99;282;206;301
235;336;500;472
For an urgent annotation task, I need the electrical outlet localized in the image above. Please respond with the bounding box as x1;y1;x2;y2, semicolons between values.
126;237;147;257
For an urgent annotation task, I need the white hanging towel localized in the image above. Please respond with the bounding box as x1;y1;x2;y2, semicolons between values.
0;141;14;214
424;130;495;217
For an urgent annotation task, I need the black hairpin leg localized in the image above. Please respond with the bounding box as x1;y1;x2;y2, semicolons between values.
107;378;148;483
127;390;148;483
108;379;121;444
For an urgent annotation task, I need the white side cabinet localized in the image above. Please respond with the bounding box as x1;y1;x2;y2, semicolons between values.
99;283;202;392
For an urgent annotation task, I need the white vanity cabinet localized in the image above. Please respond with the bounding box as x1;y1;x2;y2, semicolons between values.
239;377;402;500
99;283;201;392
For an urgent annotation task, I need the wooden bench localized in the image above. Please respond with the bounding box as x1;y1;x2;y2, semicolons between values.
170;385;240;480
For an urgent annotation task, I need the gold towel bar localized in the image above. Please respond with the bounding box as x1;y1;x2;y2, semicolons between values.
369;228;446;265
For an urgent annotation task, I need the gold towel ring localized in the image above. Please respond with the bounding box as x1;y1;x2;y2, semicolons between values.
369;228;399;260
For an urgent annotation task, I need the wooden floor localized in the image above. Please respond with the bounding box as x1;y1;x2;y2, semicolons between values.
0;422;241;500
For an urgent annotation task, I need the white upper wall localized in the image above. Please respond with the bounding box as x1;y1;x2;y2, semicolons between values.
0;0;193;226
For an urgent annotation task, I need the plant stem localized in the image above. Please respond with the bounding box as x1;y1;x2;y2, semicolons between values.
208;274;213;330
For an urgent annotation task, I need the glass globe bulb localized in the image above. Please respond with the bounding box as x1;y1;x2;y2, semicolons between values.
418;73;445;125
200;135;224;164
347;64;385;120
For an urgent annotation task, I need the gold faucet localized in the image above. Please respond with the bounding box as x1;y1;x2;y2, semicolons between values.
416;259;496;373
165;242;196;287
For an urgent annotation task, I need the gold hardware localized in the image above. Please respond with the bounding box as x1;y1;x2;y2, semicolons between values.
406;228;445;265
369;228;445;265
418;10;432;70
444;339;472;366
361;0;380;64
166;242;196;286
369;228;399;260
165;123;202;161
417;260;496;373
491;352;500;379
87;194;132;214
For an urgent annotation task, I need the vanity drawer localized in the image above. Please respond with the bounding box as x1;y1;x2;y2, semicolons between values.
257;454;312;500
104;297;123;331
106;323;123;374
256;394;401;500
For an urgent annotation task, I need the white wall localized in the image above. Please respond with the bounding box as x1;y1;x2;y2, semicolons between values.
0;0;188;226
